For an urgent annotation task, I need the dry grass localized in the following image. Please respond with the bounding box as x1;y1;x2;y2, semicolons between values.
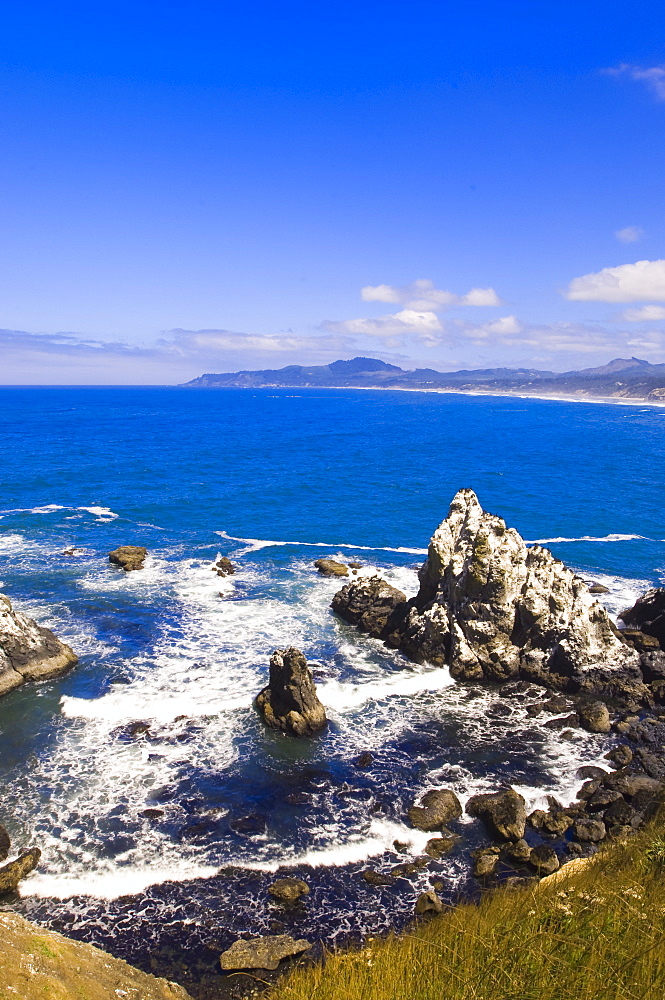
271;818;665;1000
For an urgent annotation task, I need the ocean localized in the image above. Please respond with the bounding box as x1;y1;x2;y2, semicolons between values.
0;386;663;991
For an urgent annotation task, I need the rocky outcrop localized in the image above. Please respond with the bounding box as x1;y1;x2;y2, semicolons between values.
256;647;327;736
332;489;646;700
314;558;349;577
0;595;78;698
619;589;665;648
332;575;406;636
108;545;147;571
268;877;310;903
213;556;235;576
0;911;191;999
220;934;311;971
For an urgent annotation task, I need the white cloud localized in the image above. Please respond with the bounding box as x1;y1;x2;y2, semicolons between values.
605;64;665;101
321;309;444;347
615;226;644;243
621;305;665;322
565;259;665;302
360;278;501;311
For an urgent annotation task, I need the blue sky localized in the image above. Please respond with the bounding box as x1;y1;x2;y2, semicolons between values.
2;0;665;382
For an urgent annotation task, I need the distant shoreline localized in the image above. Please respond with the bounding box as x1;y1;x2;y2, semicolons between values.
184;383;665;409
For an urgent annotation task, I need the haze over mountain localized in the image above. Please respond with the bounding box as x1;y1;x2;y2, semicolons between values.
182;356;665;401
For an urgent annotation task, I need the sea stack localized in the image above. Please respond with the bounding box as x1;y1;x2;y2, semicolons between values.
108;546;147;571
0;594;78;697
332;489;645;700
256;647;327;736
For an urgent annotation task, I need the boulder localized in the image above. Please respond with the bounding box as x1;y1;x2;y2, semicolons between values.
0;848;41;894
619;629;661;653
256;648;327;737
529;844;560;875
504;838;531;862
466;788;526;841
353;751;374;769
588;583;610;594
619;588;665;648
108;546;147;572
573;818;606;842
605;745;632;768
425;836;456;859
219;935;311;971
332;576;407;637
267;878;310;903
362;869;395;886
578;701;611;733
473;851;499;876
0;824;10;862
213;557;236;577
414;889;444;915
0;594;78;698
331;490;645;700
314;559;348;577
408;789;462;832
640;651;665;682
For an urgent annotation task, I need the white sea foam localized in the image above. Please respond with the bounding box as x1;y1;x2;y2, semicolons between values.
320;667;453;713
24;862;220;900
527;533;646;544
217;530;428;556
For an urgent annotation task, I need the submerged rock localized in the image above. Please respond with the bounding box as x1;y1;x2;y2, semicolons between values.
466;787;526;841
331;489;645;701
0;594;78;698
619;588;665;648
314;558;349;577
408;789;462;831
256;647;327;736
220;934;311;971
0;848;41;894
108;546;147;571
268;878;310;903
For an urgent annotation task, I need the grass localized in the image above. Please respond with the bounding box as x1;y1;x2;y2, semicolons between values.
270;813;665;1000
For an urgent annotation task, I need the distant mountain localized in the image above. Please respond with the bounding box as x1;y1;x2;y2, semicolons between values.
181;355;665;401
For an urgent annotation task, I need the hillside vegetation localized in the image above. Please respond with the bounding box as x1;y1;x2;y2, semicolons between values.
270;812;665;1000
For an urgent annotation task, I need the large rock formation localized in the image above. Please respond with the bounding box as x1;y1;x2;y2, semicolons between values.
256;647;327;736
332;489;645;699
0;595;78;697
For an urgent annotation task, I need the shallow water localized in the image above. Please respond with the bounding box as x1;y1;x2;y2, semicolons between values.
0;387;663;988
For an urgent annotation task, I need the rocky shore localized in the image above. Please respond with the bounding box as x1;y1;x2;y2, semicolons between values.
0;593;77;698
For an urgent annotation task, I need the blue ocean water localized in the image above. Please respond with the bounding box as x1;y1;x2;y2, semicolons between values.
0;386;663;990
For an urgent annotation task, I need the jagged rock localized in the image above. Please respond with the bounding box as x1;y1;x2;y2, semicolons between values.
108;546;147;571
314;559;348;577
268;878;309;903
256;648;327;736
466;787;526;841
640;651;665;682
573;817;606;842
576;765;607;780
578;701;611;733
415;889;443;914
529;844;560;875
219;934;311;971
586;788;622;811
603;798;638;826
331;490;645;700
0;848;41;894
620;629;661;653
408;789;462;831
588;583;610;594
353;752;374;769
332;575;406;636
0;595;78;698
619;589;665;648
391;858;429;877
0;825;10;862
213;557;236;577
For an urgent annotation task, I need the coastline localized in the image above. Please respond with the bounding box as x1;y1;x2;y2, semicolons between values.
188;383;665;409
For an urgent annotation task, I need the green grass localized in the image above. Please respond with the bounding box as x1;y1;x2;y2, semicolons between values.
271;814;665;1000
